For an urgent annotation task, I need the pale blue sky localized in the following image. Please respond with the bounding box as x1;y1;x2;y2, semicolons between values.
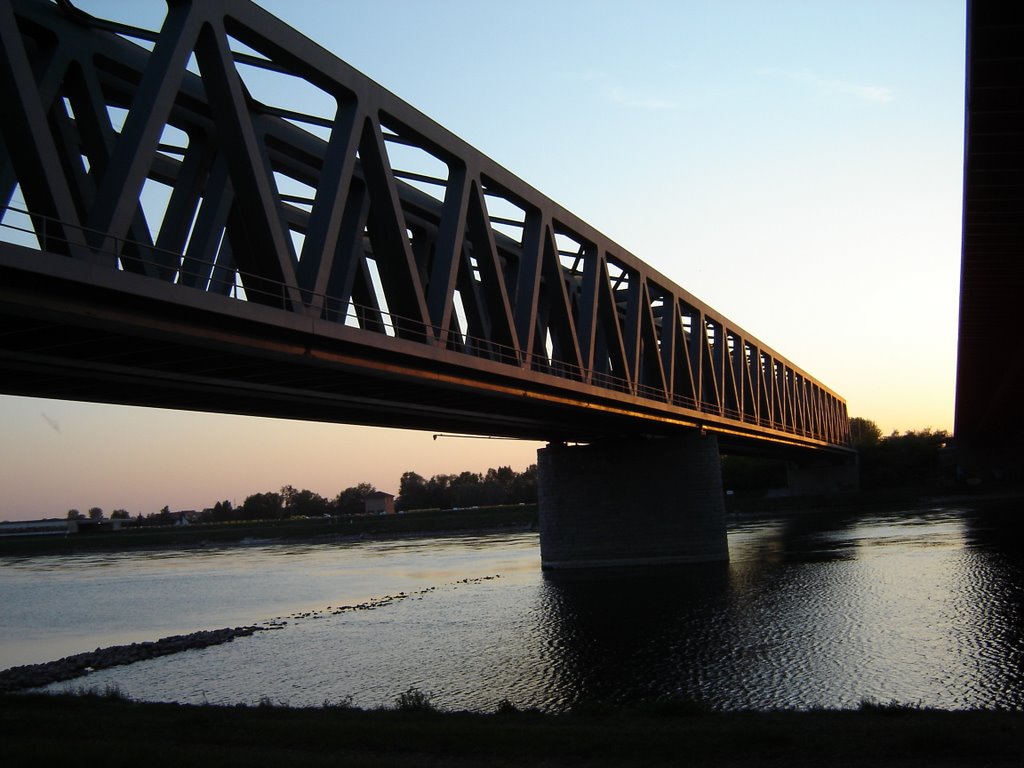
0;1;966;520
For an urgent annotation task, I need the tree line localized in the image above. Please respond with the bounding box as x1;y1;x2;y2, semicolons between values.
848;417;951;489
721;417;952;493
66;465;538;525
64;418;954;524
397;466;537;511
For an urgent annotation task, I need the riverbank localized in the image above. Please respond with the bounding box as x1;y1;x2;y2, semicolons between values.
0;504;539;557
2;692;1021;767
723;484;1022;516
5;489;1016;559
6;486;1022;559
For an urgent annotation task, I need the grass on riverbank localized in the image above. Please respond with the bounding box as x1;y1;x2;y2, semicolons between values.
2;691;1021;767
0;504;538;557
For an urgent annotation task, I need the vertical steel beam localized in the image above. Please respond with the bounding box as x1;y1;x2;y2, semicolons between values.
193;18;300;309
356;116;430;338
513;209;544;363
464;179;518;354
426;162;469;339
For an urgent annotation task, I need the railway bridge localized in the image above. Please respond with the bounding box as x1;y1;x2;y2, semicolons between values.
0;0;853;567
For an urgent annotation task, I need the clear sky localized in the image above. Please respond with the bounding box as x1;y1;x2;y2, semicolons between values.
0;0;966;521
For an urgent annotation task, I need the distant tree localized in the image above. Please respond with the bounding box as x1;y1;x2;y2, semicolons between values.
88;507;103;520
476;481;506;507
279;485;298;510
485;465;516;491
397;465;537;510
510;465;537;504
288;488;328;517
849;417;882;451
450;471;484;507
426;474;454;509
205;500;236;522
66;508;82;520
481;466;516;506
241;492;283;520
334;483;375;516
110;509;130;520
397;471;429;511
858;426;950;489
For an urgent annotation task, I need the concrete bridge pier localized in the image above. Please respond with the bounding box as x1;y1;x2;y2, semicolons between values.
537;432;729;570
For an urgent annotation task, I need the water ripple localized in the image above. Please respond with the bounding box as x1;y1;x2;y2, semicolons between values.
11;508;1024;711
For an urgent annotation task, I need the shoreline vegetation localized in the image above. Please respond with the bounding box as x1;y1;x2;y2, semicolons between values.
2;690;1022;767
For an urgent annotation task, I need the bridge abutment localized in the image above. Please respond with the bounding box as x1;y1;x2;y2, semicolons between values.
537;432;729;569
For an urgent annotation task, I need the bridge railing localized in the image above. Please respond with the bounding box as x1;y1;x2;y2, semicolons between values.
3;202;835;443
2;202;293;305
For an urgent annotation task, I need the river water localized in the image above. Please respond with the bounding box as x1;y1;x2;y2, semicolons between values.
2;502;1022;712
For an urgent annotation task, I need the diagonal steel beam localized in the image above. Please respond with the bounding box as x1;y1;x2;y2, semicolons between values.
84;0;202;259
0;1;87;256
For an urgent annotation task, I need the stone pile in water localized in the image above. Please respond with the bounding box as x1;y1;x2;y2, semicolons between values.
0;625;269;693
1;574;504;693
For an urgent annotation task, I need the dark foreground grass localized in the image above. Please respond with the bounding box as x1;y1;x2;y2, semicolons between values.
2;693;1021;767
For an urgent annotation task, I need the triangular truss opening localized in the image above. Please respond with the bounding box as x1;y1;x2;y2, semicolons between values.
0;184;41;250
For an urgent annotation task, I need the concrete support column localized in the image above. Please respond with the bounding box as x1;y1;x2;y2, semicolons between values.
537;431;728;570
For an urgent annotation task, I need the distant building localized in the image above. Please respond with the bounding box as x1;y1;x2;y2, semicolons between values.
364;491;395;515
0;517;137;536
69;517;134;534
0;519;69;537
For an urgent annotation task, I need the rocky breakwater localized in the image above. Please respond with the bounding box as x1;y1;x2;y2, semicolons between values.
0;625;271;693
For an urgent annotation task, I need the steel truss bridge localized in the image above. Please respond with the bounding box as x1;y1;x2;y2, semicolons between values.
0;0;850;454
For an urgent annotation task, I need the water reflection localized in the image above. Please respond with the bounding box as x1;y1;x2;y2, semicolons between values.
531;508;1024;711
962;498;1024;557
13;506;1024;711
538;563;731;708
956;502;1024;707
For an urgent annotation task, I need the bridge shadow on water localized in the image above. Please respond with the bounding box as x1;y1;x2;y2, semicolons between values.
530;498;1024;712
536;562;735;710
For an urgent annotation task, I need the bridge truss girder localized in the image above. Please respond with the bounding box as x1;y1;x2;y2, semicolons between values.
0;0;850;453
